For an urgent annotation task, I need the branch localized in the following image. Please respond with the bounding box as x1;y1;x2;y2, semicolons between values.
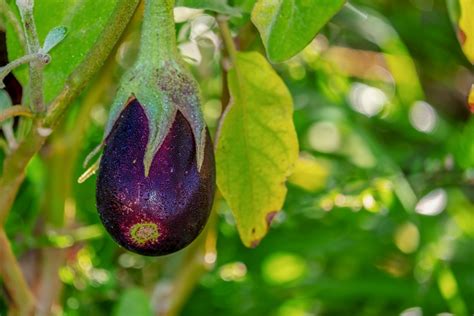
0;53;50;89
217;16;237;64
0;105;33;123
0;229;35;316
16;0;45;113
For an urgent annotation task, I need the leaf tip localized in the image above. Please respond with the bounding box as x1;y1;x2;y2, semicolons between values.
250;239;261;248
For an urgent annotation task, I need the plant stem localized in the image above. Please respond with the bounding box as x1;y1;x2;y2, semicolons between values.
0;229;35;316
0;105;33;123
16;0;45;113
0;53;49;88
0;123;44;225
217;16;237;64
138;0;177;65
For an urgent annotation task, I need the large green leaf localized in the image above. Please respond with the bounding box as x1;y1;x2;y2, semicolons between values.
113;288;153;316
6;0;116;103
251;0;345;63
176;0;241;16
216;51;298;247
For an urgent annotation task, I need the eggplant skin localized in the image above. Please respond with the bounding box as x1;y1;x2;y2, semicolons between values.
96;99;215;256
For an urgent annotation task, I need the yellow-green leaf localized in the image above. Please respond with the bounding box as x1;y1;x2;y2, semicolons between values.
251;0;345;63
459;0;474;63
216;51;298;247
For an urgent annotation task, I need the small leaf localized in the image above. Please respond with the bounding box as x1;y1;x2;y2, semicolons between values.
251;0;345;63
176;0;241;16
114;288;153;316
216;51;298;247
42;26;68;53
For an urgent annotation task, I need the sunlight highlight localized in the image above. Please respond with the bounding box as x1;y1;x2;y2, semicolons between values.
410;101;438;133
415;189;447;216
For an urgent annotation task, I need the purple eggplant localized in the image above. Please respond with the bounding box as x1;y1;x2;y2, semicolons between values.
96;99;215;256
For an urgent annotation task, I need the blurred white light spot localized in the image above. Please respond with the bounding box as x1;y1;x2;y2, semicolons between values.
415;189;447;216
335;194;346;207
118;253;136;268
410;101;437;133
204;252;217;265
362;194;376;210
400;307;422;316
116;40;135;68
349;83;387;117
219;262;247;282
90;105;107;125
37;127;53;137
308;121;341;153
91;269;110;284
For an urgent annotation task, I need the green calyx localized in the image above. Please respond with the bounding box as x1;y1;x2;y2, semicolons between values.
102;0;207;176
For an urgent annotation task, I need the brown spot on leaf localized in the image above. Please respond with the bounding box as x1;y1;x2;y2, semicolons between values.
266;211;278;228
457;27;467;45
250;239;261;248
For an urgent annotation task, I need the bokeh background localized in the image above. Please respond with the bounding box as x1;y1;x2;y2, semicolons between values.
1;0;473;315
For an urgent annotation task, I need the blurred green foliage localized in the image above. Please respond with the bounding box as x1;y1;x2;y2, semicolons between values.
0;0;473;315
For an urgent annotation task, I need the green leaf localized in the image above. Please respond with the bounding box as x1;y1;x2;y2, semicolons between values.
41;26;68;54
176;0;241;16
114;288;153;316
230;0;256;13
216;51;298;247
6;0;116;103
251;0;345;63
